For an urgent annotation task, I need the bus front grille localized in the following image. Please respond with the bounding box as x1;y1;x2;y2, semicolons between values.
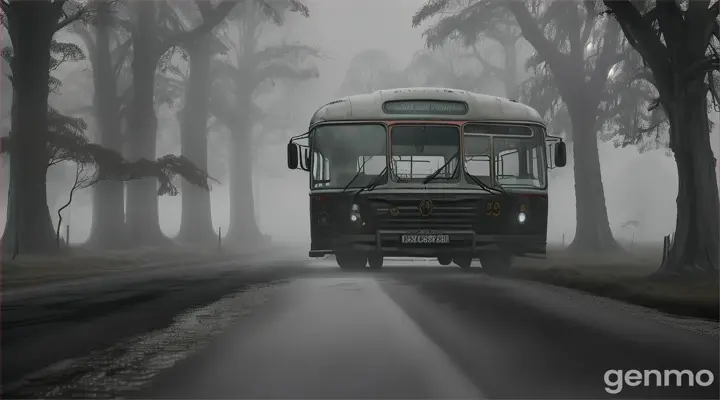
369;198;478;230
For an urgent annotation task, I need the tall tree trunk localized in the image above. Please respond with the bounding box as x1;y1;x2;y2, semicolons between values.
1;5;57;255
556;19;621;254
566;103;621;253
125;3;169;247
227;129;261;244
659;89;720;275
176;39;215;243
87;1;127;249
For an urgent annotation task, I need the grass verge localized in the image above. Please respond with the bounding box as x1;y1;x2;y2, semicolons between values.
510;245;719;321
1;243;264;290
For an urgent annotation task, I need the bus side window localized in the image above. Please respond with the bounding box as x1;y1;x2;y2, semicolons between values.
313;151;330;187
546;142;554;168
530;146;541;176
324;157;330;184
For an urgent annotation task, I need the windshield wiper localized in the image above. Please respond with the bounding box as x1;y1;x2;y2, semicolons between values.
423;152;460;185
465;170;507;195
354;166;388;198
341;156;376;194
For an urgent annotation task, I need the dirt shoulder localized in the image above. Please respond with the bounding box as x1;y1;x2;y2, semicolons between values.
1;244;261;290
510;245;719;321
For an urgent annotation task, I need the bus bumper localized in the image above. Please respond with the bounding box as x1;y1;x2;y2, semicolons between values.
309;231;546;258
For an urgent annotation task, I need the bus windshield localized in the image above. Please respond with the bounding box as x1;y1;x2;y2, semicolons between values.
390;125;460;181
310;124;387;189
463;124;547;189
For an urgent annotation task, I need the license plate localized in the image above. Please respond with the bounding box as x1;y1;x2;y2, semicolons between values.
401;234;450;244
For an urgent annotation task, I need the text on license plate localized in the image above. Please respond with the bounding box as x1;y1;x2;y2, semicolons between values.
401;234;450;244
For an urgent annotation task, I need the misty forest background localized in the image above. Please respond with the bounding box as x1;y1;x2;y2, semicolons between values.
0;0;718;277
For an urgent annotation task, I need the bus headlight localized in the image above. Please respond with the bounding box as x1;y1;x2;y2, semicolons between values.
517;212;526;224
350;204;361;222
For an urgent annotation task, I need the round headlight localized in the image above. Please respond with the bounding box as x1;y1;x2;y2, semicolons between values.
517;212;526;223
350;204;361;222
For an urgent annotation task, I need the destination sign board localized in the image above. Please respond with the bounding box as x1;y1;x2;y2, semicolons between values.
382;100;468;115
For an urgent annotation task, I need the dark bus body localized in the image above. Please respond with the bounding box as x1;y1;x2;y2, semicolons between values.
287;88;566;271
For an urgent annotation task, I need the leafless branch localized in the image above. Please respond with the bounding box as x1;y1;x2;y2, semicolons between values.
56;163;91;248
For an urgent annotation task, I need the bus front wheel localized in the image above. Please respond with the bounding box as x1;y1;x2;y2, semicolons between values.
336;252;367;270
437;255;452;266
368;254;383;269
453;255;472;269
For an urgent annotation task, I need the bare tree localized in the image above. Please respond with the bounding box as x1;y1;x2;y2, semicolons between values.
56;163;91;249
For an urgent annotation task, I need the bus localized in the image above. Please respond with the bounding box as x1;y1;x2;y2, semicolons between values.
286;87;566;272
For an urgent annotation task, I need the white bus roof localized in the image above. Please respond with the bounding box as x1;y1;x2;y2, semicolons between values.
309;87;545;127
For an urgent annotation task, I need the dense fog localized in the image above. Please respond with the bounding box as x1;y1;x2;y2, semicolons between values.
1;0;718;247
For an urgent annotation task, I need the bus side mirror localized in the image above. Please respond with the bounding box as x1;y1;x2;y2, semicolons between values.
554;141;567;167
287;142;299;169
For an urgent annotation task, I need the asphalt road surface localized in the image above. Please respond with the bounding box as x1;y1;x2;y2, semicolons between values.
3;247;718;399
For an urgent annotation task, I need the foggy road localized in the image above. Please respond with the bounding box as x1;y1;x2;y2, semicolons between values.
4;0;720;398
3;254;718;399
